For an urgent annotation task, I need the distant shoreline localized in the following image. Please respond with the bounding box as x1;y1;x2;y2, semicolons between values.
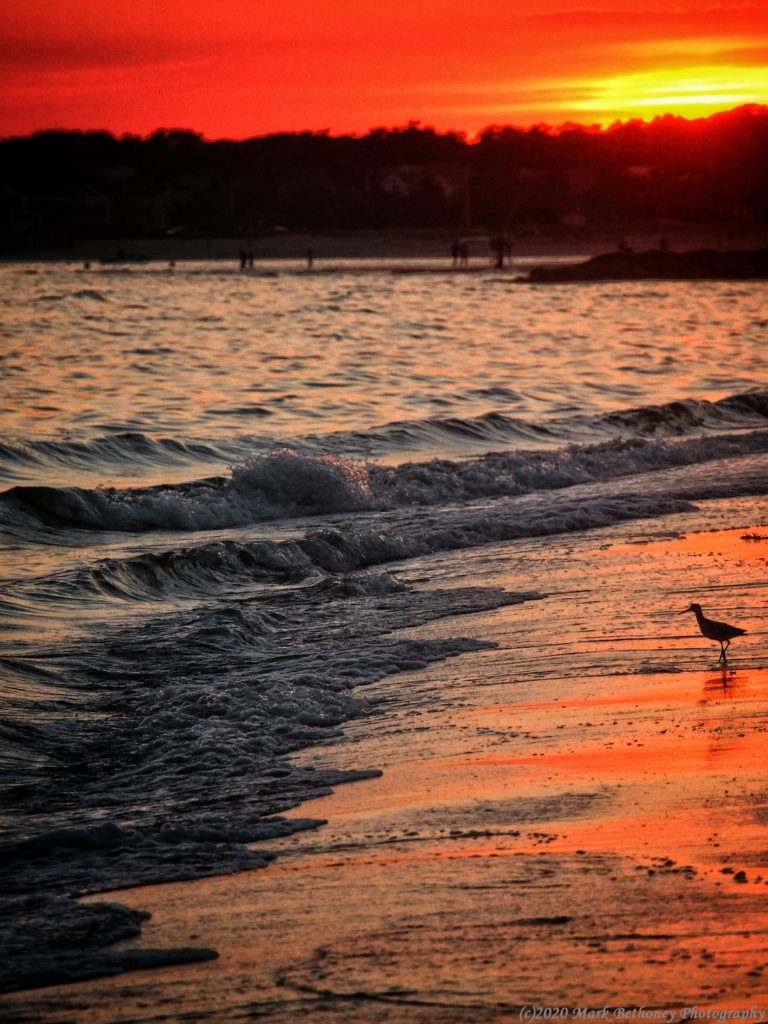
3;224;767;265
526;246;768;282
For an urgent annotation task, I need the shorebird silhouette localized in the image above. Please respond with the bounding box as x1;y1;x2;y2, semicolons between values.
682;603;746;663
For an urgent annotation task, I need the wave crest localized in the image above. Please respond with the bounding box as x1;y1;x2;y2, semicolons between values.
231;449;371;515
3;430;768;536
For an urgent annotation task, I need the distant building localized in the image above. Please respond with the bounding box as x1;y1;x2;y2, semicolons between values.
376;163;468;200
0;183;113;249
625;165;654;178
561;211;587;228
31;183;112;231
0;186;36;249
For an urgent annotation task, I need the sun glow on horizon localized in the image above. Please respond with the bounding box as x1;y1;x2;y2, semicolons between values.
0;2;766;138
571;64;768;122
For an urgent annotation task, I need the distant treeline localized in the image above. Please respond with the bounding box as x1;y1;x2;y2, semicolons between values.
1;105;766;251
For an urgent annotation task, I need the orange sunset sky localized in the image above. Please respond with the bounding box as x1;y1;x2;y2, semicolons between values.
1;1;766;139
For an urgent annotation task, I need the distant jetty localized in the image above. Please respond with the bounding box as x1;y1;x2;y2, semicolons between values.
527;247;768;283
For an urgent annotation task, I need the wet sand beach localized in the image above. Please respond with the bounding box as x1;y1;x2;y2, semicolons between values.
4;514;767;1022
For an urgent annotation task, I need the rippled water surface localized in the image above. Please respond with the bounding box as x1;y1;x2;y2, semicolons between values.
2;262;765;454
1;257;767;992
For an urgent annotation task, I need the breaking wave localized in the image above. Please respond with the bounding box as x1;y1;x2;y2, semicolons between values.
3;428;767;535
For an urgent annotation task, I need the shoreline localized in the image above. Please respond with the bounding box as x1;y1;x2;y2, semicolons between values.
4;520;767;1021
526;247;768;283
3;224;767;265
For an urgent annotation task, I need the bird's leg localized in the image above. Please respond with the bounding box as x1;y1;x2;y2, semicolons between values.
718;642;726;663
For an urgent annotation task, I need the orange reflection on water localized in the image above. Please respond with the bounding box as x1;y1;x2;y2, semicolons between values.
610;526;768;560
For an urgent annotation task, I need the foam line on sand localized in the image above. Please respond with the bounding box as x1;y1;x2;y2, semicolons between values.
3;520;768;1021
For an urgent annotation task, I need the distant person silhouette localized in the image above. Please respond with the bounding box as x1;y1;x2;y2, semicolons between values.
490;235;505;269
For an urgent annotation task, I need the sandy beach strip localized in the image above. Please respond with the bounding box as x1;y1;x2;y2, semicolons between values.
3;514;767;1022
22;223;768;266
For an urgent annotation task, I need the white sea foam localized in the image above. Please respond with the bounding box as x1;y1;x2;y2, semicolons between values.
3;429;766;536
2;391;767;489
0;580;529;910
231;449;372;513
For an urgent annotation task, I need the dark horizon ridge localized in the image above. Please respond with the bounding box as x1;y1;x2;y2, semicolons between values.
2;102;766;146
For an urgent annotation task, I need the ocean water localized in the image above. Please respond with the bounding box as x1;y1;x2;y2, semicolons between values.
1;258;767;989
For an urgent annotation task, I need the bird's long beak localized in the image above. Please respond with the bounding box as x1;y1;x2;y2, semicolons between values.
678;607;691;614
